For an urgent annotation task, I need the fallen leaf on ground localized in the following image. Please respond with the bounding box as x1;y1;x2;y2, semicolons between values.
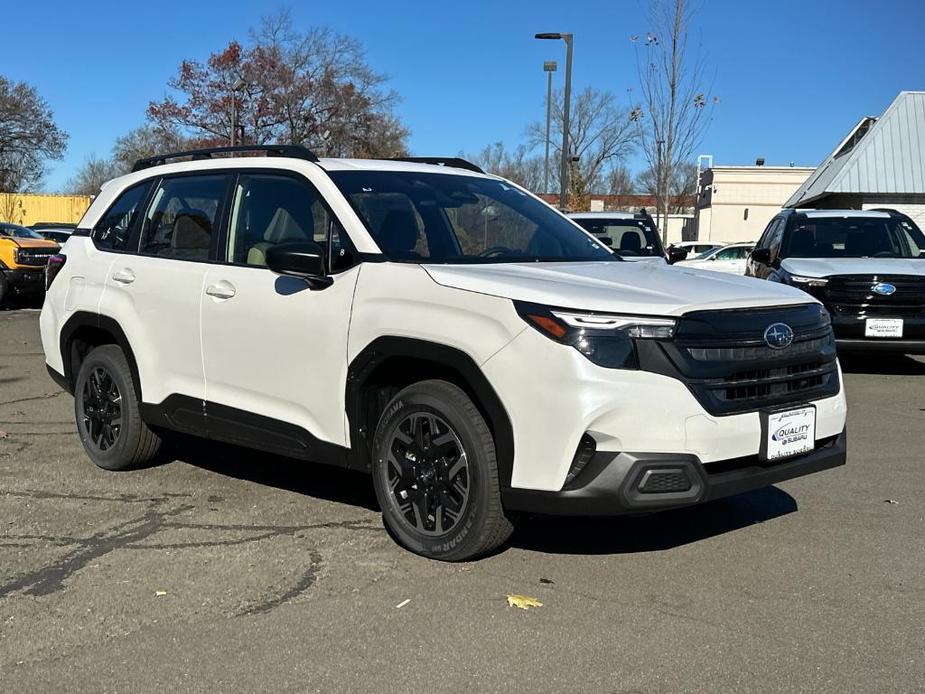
507;594;543;610
154;590;167;597
0;431;8;439
884;499;899;504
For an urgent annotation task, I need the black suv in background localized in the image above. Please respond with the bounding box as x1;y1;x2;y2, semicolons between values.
747;208;925;353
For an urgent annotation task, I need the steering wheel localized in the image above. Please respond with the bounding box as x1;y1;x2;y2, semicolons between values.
478;246;514;258
872;251;895;258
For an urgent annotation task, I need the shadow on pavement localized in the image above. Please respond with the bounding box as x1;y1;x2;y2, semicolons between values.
163;434;380;512
509;486;797;555
838;352;925;375
0;294;44;311
153;433;800;556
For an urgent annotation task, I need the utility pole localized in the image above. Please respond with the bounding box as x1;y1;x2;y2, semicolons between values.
535;33;573;209
543;61;557;195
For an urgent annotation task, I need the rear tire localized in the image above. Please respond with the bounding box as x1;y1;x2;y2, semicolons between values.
371;379;514;561
74;345;162;471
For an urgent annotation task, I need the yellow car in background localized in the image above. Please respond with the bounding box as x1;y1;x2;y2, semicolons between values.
0;222;59;305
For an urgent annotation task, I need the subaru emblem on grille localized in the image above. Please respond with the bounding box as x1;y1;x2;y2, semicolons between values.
872;282;896;296
764;323;794;349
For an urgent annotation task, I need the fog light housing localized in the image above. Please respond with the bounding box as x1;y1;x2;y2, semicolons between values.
564;434;596;487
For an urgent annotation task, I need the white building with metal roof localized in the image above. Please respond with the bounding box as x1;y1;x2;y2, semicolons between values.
785;91;925;227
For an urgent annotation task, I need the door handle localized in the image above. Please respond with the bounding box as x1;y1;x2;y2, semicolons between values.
111;269;135;285
205;281;236;300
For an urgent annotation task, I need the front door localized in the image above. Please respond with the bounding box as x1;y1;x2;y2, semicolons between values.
199;171;360;459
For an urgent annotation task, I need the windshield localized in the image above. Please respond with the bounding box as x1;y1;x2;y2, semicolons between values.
0;223;44;240
571;217;664;257
328;171;615;264
782;216;925;259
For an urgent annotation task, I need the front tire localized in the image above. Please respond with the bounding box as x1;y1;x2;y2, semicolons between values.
371;380;514;561
74;345;162;471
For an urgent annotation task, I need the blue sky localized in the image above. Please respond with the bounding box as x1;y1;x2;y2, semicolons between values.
5;0;925;191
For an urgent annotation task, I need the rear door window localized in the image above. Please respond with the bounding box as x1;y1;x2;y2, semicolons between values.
139;175;226;261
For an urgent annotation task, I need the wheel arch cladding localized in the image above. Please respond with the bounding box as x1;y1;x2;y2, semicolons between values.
59;312;143;401
346;336;515;486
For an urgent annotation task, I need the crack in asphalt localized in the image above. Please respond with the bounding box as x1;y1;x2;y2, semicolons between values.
0;491;381;613
237;549;324;616
0;391;64;406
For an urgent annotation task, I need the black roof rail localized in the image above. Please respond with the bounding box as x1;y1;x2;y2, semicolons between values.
384;157;485;174
131;144;320;173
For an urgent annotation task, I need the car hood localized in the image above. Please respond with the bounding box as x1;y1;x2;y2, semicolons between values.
1;237;59;250
423;261;813;316
781;257;925;278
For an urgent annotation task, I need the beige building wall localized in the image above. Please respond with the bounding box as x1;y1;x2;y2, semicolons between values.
0;193;92;226
696;166;814;243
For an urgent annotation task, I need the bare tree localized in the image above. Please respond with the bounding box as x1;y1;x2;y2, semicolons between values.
112;124;187;171
527;87;637;205
147;11;409;157
606;164;635;196
635;161;697;212
632;0;715;241
0;75;68;208
66;156;122;196
64;124;188;195
470;142;544;192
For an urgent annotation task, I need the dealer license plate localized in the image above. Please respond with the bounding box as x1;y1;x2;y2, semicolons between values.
865;318;903;338
762;406;816;462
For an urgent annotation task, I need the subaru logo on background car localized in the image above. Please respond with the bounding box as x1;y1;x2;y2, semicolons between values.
872;282;897;296
764;323;794;349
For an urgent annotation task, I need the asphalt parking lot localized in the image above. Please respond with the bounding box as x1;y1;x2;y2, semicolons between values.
1;306;923;693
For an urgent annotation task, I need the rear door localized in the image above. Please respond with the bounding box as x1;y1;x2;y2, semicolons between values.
199;171;360;455
102;173;227;412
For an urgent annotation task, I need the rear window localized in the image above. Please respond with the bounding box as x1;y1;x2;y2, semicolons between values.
572;218;664;257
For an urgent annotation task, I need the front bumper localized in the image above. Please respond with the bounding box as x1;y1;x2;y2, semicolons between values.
503;429;847;516
833;317;925;353
2;267;45;294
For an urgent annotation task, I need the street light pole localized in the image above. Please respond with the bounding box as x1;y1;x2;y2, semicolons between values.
231;79;247;147
543;61;557;196
535;32;573;210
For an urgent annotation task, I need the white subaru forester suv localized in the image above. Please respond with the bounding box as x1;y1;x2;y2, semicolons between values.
40;146;848;560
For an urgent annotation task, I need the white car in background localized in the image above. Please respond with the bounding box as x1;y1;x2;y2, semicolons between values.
675;242;755;275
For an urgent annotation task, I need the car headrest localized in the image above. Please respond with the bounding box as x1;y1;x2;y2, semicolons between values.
619;233;642;252
377;209;419;254
172;209;211;249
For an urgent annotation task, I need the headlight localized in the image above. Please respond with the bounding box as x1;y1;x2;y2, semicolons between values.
785;273;828;288
515;301;676;369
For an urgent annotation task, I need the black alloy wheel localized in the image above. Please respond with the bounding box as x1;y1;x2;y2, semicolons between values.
79;366;123;452
385;412;470;536
73;344;162;471
371;379;514;561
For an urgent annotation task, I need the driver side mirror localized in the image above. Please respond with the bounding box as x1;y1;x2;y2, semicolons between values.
266;241;332;289
750;247;772;264
667;247;688;264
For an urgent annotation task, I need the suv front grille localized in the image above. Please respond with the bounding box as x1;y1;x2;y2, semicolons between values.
821;275;925;318
640;304;840;416
16;248;55;266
